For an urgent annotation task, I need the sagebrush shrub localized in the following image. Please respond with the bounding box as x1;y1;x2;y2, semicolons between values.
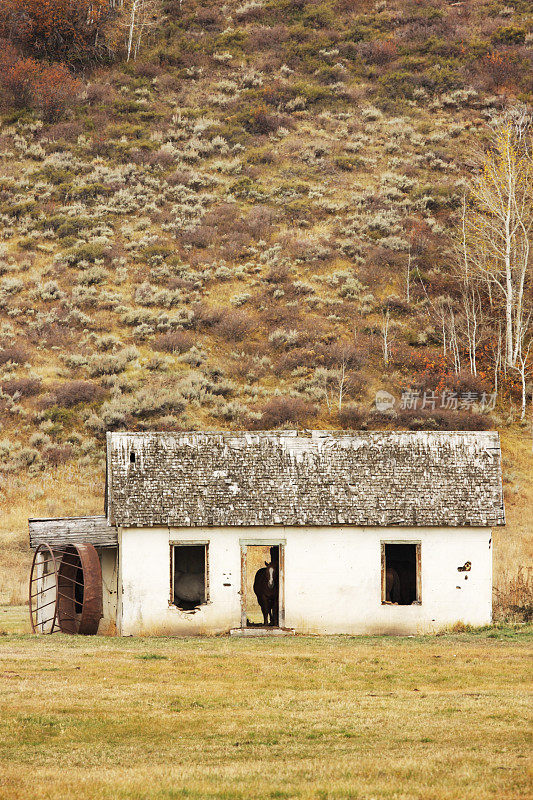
0;377;41;397
0;345;28;365
268;328;301;349
215;310;256;342
48;380;104;408
260;396;315;428
37;281;63;301
87;351;134;377
153;332;194;354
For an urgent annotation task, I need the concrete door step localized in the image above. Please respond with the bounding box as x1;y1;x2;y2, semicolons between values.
229;627;296;637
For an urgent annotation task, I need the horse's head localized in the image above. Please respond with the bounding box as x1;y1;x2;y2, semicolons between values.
264;561;275;589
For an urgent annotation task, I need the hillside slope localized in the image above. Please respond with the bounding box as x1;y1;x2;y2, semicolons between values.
0;0;531;608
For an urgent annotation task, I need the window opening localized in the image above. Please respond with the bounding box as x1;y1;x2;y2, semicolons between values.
245;544;280;627
382;543;420;605
172;544;207;610
129;451;135;464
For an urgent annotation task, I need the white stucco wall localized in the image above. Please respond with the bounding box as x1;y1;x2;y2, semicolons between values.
117;525;492;636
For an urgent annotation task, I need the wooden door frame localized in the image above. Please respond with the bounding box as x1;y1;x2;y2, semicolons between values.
240;539;286;628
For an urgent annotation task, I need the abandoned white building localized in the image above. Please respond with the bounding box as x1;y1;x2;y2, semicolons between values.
29;430;505;636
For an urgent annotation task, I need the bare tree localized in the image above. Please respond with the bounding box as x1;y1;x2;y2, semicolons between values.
510;311;532;421
406;242;412;303
447;300;461;375
337;357;346;412
490;320;503;396
125;0;161;61
515;344;532;421
380;309;395;367
416;281;462;373
322;359;348;413
461;117;533;370
455;196;489;376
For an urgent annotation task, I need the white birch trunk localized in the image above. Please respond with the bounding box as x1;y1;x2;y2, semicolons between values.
126;0;138;62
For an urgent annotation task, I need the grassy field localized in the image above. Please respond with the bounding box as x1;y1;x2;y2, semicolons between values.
0;608;531;800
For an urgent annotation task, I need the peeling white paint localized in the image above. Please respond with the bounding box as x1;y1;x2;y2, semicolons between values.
117;524;493;636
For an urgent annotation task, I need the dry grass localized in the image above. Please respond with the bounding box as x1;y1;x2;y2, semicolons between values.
494;428;533;620
0;609;531;800
493;567;533;622
0;463;104;605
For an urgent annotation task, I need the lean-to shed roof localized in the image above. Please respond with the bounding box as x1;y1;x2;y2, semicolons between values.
29;515;118;549
106;430;505;528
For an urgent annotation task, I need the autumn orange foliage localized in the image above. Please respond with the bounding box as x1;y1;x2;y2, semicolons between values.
0;41;81;119
482;50;522;91
0;0;113;62
0;43;41;107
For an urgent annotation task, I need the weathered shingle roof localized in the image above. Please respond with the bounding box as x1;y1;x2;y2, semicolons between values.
107;430;505;528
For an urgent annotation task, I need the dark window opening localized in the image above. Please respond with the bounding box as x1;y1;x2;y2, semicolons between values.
130;451;136;464
382;543;420;605
172;545;207;610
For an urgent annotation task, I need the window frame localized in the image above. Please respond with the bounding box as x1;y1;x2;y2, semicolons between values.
169;541;209;608
381;540;422;605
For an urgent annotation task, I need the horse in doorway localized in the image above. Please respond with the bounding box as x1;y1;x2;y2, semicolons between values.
253;561;279;626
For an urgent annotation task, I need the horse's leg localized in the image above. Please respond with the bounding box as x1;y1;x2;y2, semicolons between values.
270;597;278;627
385;573;391;602
260;600;269;625
393;571;401;604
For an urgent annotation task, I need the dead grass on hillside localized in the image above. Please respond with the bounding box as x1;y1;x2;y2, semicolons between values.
0;621;530;800
495;428;533;620
0;462;103;604
493;566;533;622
